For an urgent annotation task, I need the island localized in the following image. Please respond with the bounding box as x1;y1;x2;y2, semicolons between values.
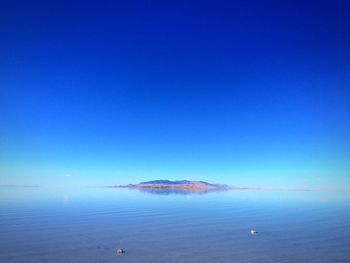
109;180;229;195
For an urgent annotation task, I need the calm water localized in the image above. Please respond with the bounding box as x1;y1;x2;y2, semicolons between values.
1;187;350;263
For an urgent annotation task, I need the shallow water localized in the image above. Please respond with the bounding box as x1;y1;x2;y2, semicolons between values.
1;187;350;262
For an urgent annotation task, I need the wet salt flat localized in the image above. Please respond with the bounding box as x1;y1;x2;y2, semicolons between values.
1;187;350;263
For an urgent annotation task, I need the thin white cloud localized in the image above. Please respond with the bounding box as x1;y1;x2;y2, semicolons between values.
65;173;71;177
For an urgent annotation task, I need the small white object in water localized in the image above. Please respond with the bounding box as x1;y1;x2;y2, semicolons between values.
250;229;258;235
117;248;125;255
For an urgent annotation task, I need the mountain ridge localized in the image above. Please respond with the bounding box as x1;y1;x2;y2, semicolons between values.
119;179;228;190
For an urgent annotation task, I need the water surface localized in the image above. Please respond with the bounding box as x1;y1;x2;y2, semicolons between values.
1;187;350;262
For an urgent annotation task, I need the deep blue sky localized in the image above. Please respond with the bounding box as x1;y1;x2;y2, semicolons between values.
1;0;349;188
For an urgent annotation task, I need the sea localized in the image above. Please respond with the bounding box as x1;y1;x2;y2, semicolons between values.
1;187;350;262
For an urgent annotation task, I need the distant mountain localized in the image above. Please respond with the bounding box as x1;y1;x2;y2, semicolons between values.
139;180;181;185
119;180;228;190
112;180;228;195
139;180;220;186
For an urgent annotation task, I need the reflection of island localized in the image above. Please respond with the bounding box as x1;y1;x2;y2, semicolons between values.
103;180;350;194
112;180;229;195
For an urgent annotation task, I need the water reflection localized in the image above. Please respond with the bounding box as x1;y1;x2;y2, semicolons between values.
132;187;228;195
1;187;350;263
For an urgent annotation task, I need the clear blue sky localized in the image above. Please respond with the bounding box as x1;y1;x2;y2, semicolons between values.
1;0;349;188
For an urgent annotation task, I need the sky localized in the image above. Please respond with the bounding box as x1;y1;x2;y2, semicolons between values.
0;0;350;188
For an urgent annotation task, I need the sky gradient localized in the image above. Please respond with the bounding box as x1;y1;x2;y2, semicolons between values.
1;0;350;188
